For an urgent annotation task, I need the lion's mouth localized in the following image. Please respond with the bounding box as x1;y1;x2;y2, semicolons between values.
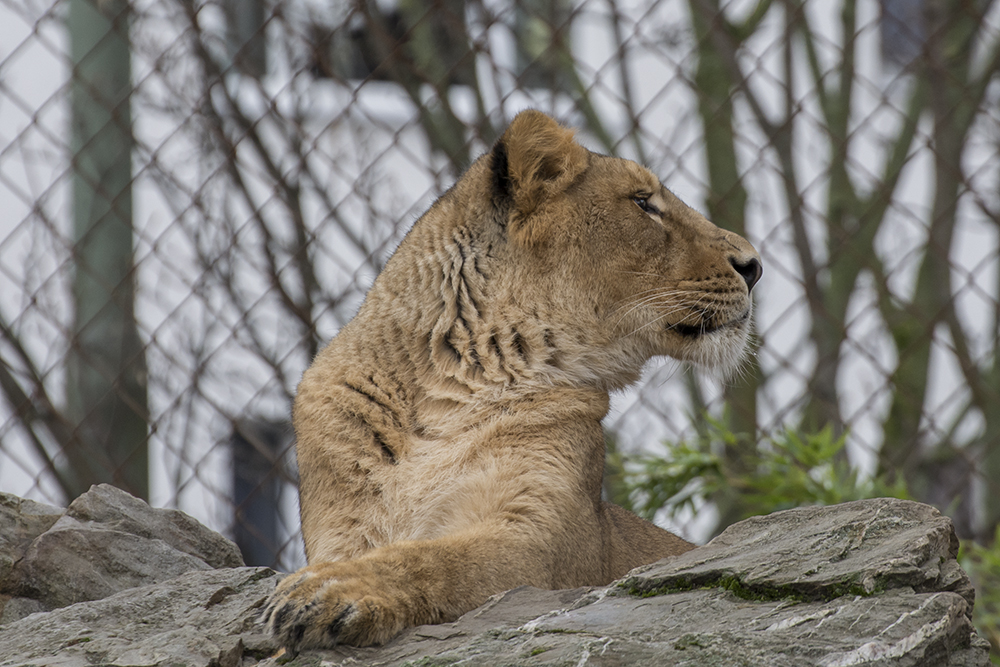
672;308;750;338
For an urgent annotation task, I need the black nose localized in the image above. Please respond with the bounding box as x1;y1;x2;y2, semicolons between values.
731;256;762;292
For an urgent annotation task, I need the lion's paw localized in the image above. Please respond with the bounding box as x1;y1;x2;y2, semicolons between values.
261;562;404;652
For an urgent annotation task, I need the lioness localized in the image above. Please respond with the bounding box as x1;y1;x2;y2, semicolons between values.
263;110;761;652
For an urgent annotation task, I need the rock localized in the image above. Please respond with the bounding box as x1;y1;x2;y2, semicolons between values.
0;493;62;583
262;499;988;667
266;586;987;667
0;484;243;620
623;498;973;605
61;483;244;569
0;567;278;667
0;491;990;666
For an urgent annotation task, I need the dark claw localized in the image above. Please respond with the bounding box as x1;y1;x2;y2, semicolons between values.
259;596;280;626
271;602;293;635
328;604;354;643
289;621;305;652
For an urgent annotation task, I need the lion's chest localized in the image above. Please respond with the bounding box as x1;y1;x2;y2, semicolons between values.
369;433;496;543
367;426;571;547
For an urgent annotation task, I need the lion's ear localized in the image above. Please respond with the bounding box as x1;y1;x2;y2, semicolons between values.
490;110;588;243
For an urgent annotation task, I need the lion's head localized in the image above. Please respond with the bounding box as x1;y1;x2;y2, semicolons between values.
374;110;761;393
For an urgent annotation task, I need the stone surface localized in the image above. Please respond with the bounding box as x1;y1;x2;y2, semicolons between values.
623;498;973;605
0;493;62;583
61;483;244;570
263;499;989;667
271;586;987;667
0;484;243;621
0;491;990;666
0;567;278;667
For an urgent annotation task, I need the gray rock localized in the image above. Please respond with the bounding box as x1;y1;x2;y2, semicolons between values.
0;484;243;619
0;493;62;582
0;492;68;624
264;499;989;667
623;498;972;605
275;585;987;667
0;491;989;666
61;483;244;570
0;567;278;667
0;595;47;626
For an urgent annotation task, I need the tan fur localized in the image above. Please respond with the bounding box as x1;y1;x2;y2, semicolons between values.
263;110;762;651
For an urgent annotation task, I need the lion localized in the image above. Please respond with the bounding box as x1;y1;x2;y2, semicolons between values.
262;110;762;653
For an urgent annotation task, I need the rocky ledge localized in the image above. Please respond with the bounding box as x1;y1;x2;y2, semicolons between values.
0;485;990;666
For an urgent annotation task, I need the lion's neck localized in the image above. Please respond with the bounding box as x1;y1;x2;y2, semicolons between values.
343;287;640;446
337;197;647;439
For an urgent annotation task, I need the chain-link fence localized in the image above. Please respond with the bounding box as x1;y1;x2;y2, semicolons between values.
1;0;999;583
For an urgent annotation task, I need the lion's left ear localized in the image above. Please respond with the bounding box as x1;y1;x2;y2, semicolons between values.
490;110;588;244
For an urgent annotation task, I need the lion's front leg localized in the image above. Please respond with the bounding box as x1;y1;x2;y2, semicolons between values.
262;527;557;652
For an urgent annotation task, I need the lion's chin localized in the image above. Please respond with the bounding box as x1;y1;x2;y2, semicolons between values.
670;307;751;339
668;312;753;382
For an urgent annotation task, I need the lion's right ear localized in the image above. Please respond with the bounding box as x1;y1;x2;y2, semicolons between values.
490;110;588;244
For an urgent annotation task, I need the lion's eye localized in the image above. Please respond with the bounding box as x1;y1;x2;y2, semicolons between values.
633;196;659;215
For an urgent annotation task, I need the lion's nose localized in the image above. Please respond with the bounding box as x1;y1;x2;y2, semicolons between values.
731;256;762;293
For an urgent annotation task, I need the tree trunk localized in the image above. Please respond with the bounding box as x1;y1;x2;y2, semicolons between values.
688;0;758;532
65;0;148;500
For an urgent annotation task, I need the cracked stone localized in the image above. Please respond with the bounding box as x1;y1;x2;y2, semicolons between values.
0;491;989;666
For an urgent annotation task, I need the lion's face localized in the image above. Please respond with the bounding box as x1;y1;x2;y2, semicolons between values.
568;155;759;372
375;110;761;394
487;111;761;384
